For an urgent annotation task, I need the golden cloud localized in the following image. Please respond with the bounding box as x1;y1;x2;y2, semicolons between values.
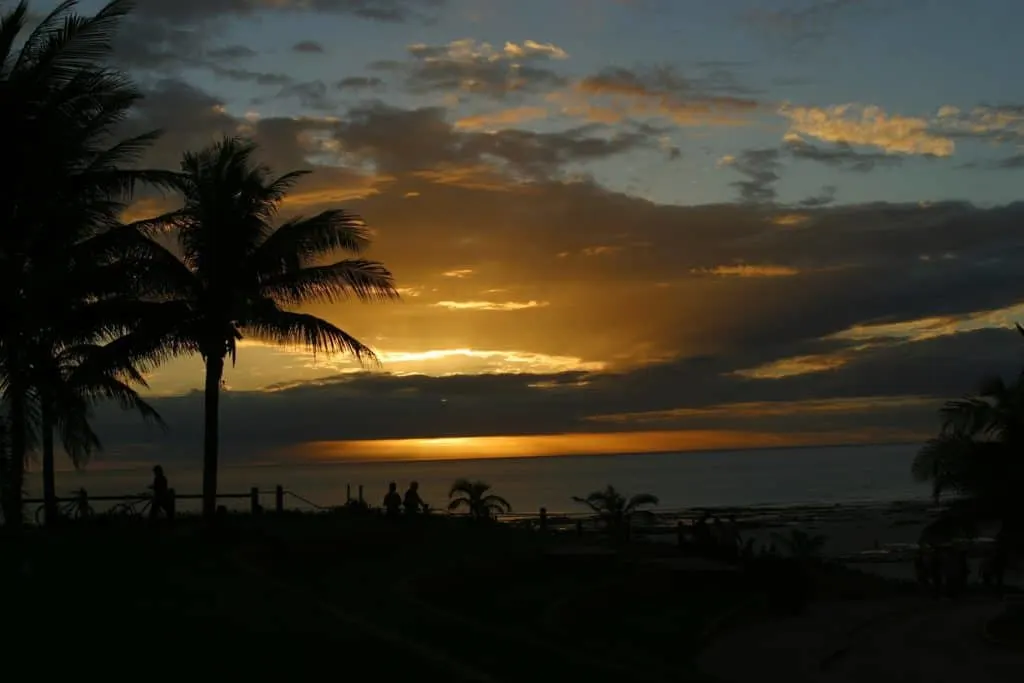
691;264;800;277
779;103;954;156
432;300;550;311
454;106;550;129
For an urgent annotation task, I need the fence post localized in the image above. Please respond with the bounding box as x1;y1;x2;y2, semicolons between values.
346;484;351;503
250;486;260;514
167;489;176;519
275;485;284;513
358;484;364;504
539;507;548;533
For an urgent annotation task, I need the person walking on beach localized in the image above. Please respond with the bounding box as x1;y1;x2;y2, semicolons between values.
383;482;402;518
149;465;172;520
404;481;425;516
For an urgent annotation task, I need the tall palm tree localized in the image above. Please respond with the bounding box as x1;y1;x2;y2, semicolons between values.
0;0;172;525
126;137;398;520
447;479;512;520
572;485;659;530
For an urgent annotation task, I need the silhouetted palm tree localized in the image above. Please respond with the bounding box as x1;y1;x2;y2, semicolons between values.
126;137;398;519
913;327;1024;547
0;0;172;524
36;344;163;511
447;479;512;520
572;485;659;530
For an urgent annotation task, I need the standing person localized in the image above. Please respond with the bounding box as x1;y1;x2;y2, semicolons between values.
403;481;424;516
383;482;402;518
149;465;172;520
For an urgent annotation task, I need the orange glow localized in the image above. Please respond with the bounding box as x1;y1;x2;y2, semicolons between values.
288;428;922;463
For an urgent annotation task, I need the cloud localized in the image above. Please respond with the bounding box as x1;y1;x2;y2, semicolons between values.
720;148;782;203
374;38;569;98
783;134;903;172
454;106;550;130
102;81;1024;459
328;101;659;184
336;76;386;90
691;264;800;278
432;300;549;311
133;0;446;24
779;103;955;157
89;326;1024;461
554;65;762;127
292;40;326;53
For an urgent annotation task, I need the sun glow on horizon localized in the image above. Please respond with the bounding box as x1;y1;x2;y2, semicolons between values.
288;428;922;463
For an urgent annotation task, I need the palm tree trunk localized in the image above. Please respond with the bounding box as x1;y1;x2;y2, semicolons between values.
41;398;57;526
201;355;225;521
2;387;27;527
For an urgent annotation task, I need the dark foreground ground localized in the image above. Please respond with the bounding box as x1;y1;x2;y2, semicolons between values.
0;511;990;681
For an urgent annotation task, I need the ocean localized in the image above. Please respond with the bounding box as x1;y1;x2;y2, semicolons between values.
28;443;929;515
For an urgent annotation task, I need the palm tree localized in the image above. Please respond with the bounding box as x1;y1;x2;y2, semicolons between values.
447;479;512;520
126;137;398;520
0;0;173;525
572;485;659;531
35;343;164;520
912;328;1024;550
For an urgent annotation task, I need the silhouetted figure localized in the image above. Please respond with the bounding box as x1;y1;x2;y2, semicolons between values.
928;546;944;598
383;482;402;518
693;512;711;553
148;465;171;520
403;481;424;516
723;515;741;560
914;549;931;591
711;516;727;558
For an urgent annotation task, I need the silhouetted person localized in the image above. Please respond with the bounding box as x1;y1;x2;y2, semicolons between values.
148;465;171;520
928;546;944;598
383;482;402;518
723;515;741;559
914;549;931;591
711;516;726;557
693;512;711;552
403;481;424;516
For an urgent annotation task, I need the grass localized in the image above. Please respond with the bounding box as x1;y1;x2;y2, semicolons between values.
0;511;919;681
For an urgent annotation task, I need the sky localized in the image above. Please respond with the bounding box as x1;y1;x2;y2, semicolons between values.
30;0;1024;463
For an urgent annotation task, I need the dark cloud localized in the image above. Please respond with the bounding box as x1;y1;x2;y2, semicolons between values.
784;136;903;172
336;76;386;90
724;148;781;203
329;101;659;180
132;0;445;25
292;40;326;53
89;326;1024;461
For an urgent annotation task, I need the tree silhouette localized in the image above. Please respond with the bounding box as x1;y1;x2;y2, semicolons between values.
0;0;172;524
126;137;398;519
572;485;659;532
447;479;512;520
913;325;1024;548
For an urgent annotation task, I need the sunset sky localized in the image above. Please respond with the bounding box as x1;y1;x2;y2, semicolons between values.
62;0;1024;462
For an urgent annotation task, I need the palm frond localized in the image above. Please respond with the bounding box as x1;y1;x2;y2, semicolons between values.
240;307;379;365
253;209;375;277
260;259;398;305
